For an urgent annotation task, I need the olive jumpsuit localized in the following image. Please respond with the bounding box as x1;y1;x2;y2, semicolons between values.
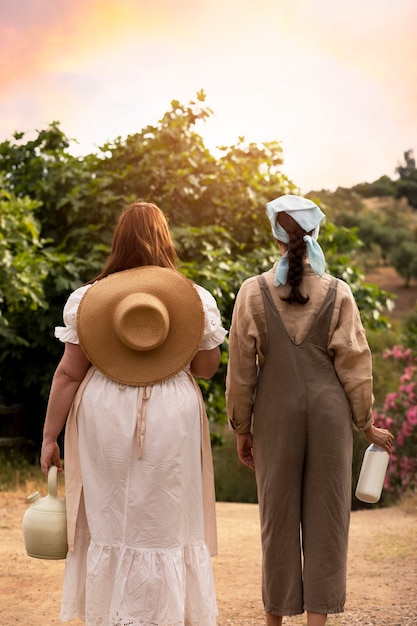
253;275;353;616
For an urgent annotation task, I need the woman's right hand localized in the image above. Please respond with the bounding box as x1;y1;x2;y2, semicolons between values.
363;424;394;454
40;440;62;476
236;433;255;470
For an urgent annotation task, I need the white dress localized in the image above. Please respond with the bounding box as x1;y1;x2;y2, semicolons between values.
55;282;227;626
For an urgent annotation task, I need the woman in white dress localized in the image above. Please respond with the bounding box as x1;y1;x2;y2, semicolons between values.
40;202;227;626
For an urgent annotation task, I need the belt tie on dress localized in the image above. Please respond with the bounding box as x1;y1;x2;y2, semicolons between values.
136;385;151;458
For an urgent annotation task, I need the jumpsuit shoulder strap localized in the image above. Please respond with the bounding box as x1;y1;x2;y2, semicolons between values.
256;274;280;314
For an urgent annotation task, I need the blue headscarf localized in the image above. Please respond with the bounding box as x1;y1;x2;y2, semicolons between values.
266;194;326;287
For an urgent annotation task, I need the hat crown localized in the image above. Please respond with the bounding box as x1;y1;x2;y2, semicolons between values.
77;266;205;386
114;293;169;352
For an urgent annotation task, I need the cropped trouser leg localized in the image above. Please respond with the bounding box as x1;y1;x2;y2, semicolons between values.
255;411;306;617
255;411;352;616
301;413;353;614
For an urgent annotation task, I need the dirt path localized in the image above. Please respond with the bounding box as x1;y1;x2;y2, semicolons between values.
1;492;416;626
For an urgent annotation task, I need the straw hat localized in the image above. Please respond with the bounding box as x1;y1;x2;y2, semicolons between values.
77;266;204;386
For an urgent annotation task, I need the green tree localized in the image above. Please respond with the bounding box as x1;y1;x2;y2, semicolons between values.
91;91;296;249
336;214;400;264
395;149;417;209
0;185;47;347
402;305;417;355
352;175;396;198
90;91;217;227
306;187;364;222
0;122;123;264
318;221;394;329
389;241;417;287
0;93;395;448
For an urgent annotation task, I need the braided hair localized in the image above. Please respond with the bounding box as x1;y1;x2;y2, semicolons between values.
275;211;311;305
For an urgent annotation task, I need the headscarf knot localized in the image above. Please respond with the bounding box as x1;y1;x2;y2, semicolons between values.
266;194;326;286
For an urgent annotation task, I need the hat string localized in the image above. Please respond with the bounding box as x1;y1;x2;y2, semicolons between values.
136;385;151;458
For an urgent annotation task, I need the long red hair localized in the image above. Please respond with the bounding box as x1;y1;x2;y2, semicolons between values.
90;202;178;282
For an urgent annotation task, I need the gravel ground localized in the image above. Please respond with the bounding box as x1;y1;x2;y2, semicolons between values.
1;491;416;626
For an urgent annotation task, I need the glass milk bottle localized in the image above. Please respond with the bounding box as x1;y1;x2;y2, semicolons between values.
355;444;390;504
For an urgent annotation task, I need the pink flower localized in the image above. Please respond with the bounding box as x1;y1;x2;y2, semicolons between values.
374;345;417;497
383;346;415;365
383;393;398;411
400;421;412;438
402;366;416;382
406;406;417;425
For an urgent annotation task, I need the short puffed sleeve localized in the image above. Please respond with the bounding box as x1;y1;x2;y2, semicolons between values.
54;284;92;344
194;284;228;351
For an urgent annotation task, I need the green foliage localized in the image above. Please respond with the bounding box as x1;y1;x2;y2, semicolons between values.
89;92;217;228
335;214;397;265
319;192;417;273
389;241;417;287
1;123;82;239
367;325;405;407
373;347;417;499
311;149;417;212
395;149;417;209
212;428;258;503
175;226;276;320
0;185;49;347
306;187;365;223
319;221;394;329
0;446;44;490
0;122;121;422
0;122;123;266
402;306;417;354
92;92;296;249
0;92;404;493
174;224;277;432
352;175;397;198
320;217;361;255
208;138;296;246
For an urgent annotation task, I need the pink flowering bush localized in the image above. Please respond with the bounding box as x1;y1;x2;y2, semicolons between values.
373;346;417;498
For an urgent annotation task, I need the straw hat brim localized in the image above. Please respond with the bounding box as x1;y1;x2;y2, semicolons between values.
77;266;205;386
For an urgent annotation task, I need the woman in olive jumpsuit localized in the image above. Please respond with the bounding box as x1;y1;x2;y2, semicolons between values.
226;195;394;626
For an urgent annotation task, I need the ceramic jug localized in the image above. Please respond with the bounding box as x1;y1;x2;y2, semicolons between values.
355;444;390;504
22;465;68;559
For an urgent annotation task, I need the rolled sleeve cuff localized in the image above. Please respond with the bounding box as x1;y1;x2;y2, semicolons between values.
354;408;374;432
227;410;252;434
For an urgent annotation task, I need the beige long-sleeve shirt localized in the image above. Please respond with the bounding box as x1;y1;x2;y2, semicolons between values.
226;264;374;434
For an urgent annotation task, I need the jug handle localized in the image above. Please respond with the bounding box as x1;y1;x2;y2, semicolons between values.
48;465;59;498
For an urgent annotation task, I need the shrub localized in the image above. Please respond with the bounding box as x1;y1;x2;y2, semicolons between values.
0;447;43;491
373;346;417;499
402;305;417;354
367;325;404;407
212;427;258;503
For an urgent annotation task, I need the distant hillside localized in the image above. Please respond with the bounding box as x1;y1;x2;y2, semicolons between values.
305;187;417;320
365;266;417;320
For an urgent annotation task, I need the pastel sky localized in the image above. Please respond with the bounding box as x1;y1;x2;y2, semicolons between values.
1;0;416;192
